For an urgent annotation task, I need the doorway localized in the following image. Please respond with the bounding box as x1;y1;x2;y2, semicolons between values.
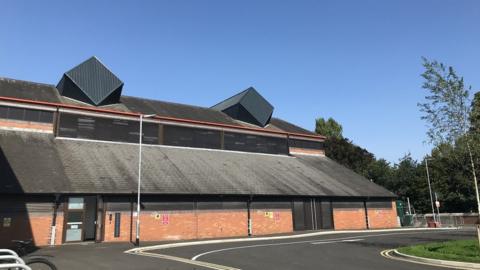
292;198;333;231
64;196;97;242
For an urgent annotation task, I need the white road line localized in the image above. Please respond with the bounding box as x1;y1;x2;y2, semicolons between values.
127;227;459;253
191;230;457;261
380;249;476;270
131;251;242;270
311;238;364;245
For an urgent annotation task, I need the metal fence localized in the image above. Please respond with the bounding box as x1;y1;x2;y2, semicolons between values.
401;213;479;228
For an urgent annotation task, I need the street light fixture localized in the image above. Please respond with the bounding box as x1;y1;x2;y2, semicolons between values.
135;113;156;246
425;157;437;223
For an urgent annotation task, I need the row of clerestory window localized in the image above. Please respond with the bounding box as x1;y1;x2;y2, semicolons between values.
0;104;324;155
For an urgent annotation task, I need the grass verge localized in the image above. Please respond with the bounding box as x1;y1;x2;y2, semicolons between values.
398;239;480;263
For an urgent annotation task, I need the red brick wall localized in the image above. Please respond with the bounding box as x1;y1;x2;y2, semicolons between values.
0;119;53;132
197;210;248;238
103;210;249;242
367;201;398;229
251;209;293;235
333;208;367;230
0;212;59;247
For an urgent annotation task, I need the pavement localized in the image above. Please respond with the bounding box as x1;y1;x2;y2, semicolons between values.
30;228;475;270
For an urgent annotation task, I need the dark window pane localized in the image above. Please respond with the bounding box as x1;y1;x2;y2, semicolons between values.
67;211;83;223
0;106;8;119
8;107;25;121
289;139;324;150
24;109;40;122
58;113;159;144
164;125;221;149
224;132;288;155
38;111;54;123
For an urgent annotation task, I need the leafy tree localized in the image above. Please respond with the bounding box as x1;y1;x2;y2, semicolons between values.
418;58;480;241
418;57;471;145
366;158;392;187
324;136;374;177
315;117;343;138
469;92;480;135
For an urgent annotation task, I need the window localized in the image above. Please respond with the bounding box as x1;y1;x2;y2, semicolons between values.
0;105;53;123
163;125;221;149
224;132;288;155
288;139;324;150
58;113;159;144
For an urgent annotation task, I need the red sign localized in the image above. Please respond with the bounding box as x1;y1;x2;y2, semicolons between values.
274;212;280;222
162;214;169;225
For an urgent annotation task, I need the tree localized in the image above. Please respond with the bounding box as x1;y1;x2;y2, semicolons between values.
315;117;343;138
418;57;471;145
418;57;480;242
324;136;375;177
469;92;480;135
366;158;392;187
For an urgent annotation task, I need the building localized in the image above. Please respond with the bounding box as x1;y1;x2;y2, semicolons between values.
0;57;397;247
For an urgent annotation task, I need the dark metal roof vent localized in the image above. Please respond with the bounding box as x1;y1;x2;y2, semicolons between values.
212;87;274;127
56;56;124;106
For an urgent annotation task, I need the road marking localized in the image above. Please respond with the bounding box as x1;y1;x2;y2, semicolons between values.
311;238;364;245
127;227;459;253
126;229;468;269
129;250;241;270
380;249;477;270
191;230;456;261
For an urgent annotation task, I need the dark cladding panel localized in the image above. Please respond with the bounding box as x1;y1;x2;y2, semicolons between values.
163;125;221;149
332;201;365;209
211;87;274;127
57;57;124;106
366;200;392;209
197;200;247;210
251;200;291;210
224;132;288;155
7;107;25;121
0;105;53;124
289;139;324;150
0;106;7;118
58;113;158;144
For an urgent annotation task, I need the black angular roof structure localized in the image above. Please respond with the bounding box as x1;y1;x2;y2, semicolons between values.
56;56;124;106
211;87;274;127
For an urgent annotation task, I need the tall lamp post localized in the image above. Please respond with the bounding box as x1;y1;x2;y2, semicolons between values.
425;157;436;223
136;114;156;246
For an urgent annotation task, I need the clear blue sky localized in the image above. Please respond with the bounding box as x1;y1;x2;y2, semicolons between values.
1;0;479;164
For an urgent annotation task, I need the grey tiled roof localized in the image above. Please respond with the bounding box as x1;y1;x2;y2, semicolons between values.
0;77;316;136
0;130;394;197
0;77;61;103
120;96;241;126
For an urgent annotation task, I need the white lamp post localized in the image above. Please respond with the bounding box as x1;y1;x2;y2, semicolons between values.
135;113;156;246
425;157;436;223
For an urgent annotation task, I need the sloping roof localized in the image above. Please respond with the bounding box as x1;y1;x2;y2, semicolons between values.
0;77;61;103
211;87;274;127
0;77;315;136
58;57;124;105
120;96;241;126
0;130;394;197
269;117;316;135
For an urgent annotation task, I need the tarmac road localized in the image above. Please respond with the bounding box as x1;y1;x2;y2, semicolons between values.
146;228;475;270
32;228;475;270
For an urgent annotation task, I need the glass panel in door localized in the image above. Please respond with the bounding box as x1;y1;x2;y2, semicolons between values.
65;197;84;242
